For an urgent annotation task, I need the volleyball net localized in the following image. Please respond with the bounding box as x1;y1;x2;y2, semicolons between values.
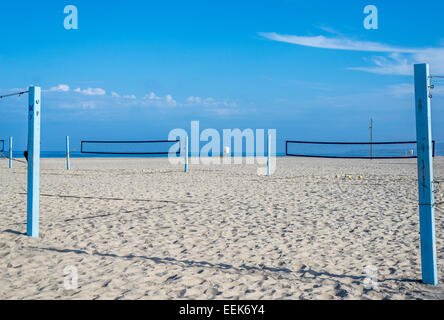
80;140;181;156
286;140;436;159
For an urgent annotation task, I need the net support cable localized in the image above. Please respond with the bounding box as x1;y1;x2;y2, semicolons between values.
0;90;29;99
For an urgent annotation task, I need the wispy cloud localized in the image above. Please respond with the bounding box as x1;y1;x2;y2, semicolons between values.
259;32;417;53
74;87;106;96
48;84;70;92
386;83;414;98
80;101;96;109
259;32;444;75
111;91;137;99
314;25;341;36
186;96;237;108
386;82;444;99
348;53;412;75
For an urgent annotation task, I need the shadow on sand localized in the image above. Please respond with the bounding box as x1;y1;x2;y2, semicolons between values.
17;192;199;205
30;246;419;286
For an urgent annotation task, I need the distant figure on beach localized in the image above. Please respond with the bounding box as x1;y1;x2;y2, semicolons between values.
223;146;230;157
24;150;28;162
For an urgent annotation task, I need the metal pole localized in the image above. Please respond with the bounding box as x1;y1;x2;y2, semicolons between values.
267;133;271;176
185;135;189;173
414;63;437;285
27;86;41;238
370;118;373;159
9;136;12;169
66;136;70;170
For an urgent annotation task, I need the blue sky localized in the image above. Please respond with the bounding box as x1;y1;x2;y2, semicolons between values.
1;0;443;153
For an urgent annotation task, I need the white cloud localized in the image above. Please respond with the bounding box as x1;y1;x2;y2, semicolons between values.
259;32;417;53
74;87;106;96
348;53;412;75
165;94;176;106
45;85;239;111
145;92;161;100
48;84;70;92
140;92;177;107
187;96;202;103
111;91;136;99
84;88;106;96
186;96;237;108
259;32;444;75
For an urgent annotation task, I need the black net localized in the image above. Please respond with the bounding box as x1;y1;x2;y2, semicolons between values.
286;141;436;159
81;140;181;155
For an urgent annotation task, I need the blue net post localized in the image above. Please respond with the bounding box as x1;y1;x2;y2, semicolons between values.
66;136;70;170
267;133;271;176
185;135;189;173
27;86;41;238
414;63;437;286
9;136;12;169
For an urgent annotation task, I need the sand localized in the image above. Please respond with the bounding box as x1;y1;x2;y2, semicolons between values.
0;156;443;300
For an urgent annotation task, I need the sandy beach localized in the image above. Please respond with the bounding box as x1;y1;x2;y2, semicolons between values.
0;157;443;300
